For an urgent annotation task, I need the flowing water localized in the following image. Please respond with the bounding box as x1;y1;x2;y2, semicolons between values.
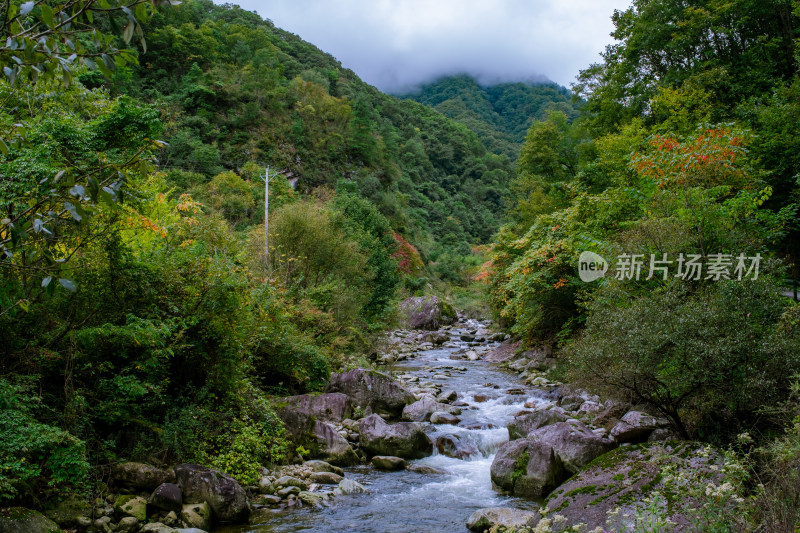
225;320;546;533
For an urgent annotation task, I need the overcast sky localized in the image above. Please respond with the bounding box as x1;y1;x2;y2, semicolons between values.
224;0;632;93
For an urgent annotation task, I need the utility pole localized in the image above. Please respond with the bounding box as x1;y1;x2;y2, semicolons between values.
262;166;279;265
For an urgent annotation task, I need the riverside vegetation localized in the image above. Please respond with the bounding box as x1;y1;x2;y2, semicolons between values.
1;0;800;532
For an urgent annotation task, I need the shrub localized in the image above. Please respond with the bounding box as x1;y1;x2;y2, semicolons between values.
565;278;799;441
0;379;89;503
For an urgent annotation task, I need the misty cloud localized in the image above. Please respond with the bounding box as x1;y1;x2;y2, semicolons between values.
222;0;631;93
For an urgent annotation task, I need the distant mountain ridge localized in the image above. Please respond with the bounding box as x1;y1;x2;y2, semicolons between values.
398;74;578;158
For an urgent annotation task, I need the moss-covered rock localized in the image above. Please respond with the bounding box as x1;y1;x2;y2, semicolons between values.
0;508;62;533
113;495;147;522
541;442;726;531
44;496;91;528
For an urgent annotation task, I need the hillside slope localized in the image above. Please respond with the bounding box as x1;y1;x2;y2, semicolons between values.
398;74;577;158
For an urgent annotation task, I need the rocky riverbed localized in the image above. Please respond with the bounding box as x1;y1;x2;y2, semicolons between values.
4;311;732;533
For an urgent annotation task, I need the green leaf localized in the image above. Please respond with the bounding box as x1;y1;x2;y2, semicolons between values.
58;278;77;292
40;4;54;27
135;2;148;22
42;276;53;288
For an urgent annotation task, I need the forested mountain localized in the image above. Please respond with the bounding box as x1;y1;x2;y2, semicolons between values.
111;2;514;256
0;0;518;504
399;74;577;158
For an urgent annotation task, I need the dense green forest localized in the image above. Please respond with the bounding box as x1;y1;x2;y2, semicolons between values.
0;0;556;504
487;0;800;528
3;0;800;529
399;74;577;159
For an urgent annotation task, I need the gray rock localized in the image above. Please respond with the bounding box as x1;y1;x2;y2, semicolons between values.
175;529;208;533
113;496;147;522
0;509;62;533
530;421;617;474
544;442;725;531
161;511;179;527
139;523;177;533
402;395;457;422
309;471;343;484
148;483;182;513
398;296;456;330
277;392;352;432
423;331;449;345
436;434;479;459
179;502;211;532
308;420;360;466
115;516;139;533
430;411;460;425
406;464;448;475
507;409;568;440
484;341;521;363
490;438;565;498
303;460;344;476
258;495;282;505
174;463;250;523
277;486;300;498
559;394;585;412
466;507;540;532
110;462;174;493
93;516;112;533
297;491;325;507
336;478;367;495
325;368;415;417
437;390;458;403
358;414;433;459
490;421;616;498
274;476;308;490
610;411;668;443
371;456;407;471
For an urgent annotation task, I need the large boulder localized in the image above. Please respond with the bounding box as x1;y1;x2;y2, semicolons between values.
173;464;249;523
610;411;668;443
275;394;359;466
466;507;540;533
484;341;521;363
490;421;616;498
277;392;352;431
110;462;175;493
325;368;415;417
148;483;183;513
543;442;726;531
530;421;617;474
401;395;459;422
507;409;568;440
308;420;360;466
398;296;456;330
0;508;61;533
358;414;433;459
490;438;566;498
